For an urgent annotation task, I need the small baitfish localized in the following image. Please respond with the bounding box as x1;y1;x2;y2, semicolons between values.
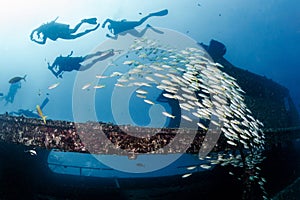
48;82;60;90
162;111;175;119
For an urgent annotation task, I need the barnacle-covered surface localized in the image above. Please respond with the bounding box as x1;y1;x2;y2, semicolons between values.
0;114;232;155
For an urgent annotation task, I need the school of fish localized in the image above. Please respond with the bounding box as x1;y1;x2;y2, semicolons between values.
103;37;268;199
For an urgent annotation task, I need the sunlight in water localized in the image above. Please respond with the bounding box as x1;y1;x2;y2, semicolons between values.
0;0;112;25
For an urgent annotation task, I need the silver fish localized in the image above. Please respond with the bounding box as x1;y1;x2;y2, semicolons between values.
144;99;154;105
162;111;175;119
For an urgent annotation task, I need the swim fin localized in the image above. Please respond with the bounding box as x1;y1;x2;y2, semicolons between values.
82;18;97;25
150;9;168;17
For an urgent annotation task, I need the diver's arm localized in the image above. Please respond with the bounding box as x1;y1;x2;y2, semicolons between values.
36;39;47;45
48;59;59;70
105;33;118;40
67;51;73;57
30;28;47;44
30;29;35;41
48;62;60;78
102;19;113;28
31;37;47;45
47;62;52;69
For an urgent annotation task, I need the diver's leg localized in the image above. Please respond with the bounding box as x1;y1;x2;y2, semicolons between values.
66;24;100;39
69;21;84;34
128;25;157;38
83;51;104;61
70;18;98;34
82;18;97;24
80;50;114;71
137;9;168;25
135;16;150;26
10;95;14;103
120;14;155;29
128;28;147;37
145;24;164;34
78;63;91;71
133;15;155;27
138;26;149;37
79;57;103;71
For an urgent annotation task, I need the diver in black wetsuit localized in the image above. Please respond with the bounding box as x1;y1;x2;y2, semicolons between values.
48;49;118;78
30;17;100;44
102;9;168;39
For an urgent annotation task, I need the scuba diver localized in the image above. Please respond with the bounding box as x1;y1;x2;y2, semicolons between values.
3;82;21;105
30;17;100;45
48;49;119;78
1;75;27;105
102;9;168;39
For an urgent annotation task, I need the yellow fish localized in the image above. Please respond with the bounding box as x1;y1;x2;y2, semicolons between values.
36;105;47;124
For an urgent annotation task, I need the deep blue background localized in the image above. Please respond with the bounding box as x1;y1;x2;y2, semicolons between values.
0;0;299;124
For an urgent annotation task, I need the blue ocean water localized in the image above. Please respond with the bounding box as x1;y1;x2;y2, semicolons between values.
0;0;299;122
0;1;300;199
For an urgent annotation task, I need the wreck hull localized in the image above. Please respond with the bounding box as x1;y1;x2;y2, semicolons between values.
0;140;243;199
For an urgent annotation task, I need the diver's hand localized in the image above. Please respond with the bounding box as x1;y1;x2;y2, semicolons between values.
95;23;100;30
102;20;108;28
106;34;117;40
30;31;34;41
